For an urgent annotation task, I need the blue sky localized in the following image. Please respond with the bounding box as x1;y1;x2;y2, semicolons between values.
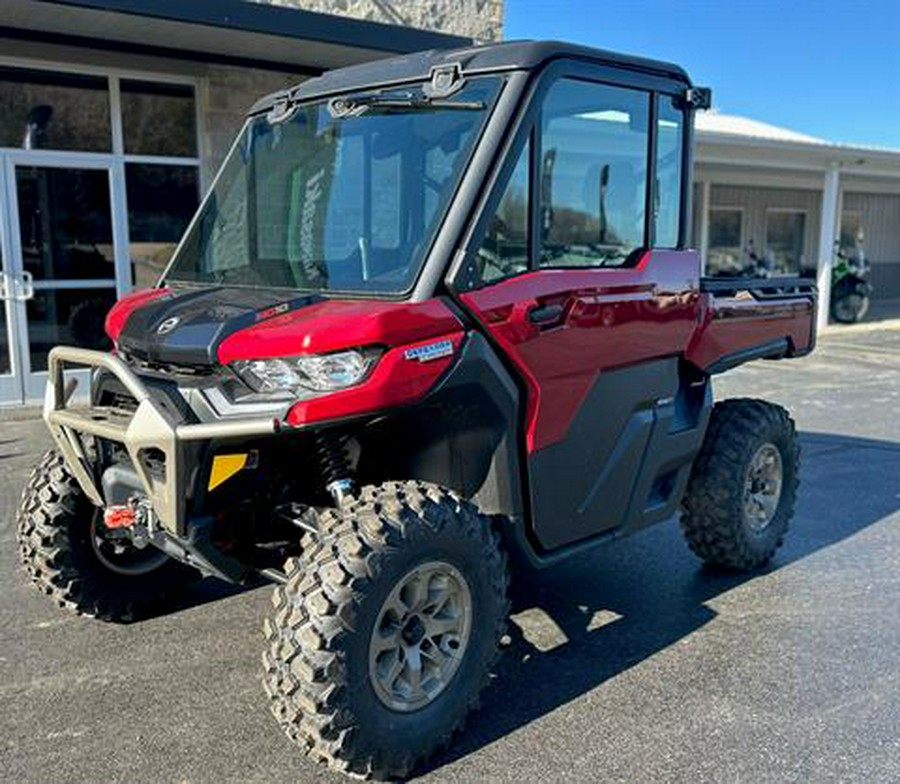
505;0;900;149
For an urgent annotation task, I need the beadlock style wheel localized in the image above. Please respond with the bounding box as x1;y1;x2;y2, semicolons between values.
680;399;799;571
742;442;783;532
262;481;510;779
368;560;473;712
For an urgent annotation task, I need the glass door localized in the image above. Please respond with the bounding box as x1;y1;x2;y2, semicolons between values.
0;159;25;402
4;154;120;402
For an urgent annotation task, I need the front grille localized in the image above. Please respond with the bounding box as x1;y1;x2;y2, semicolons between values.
119;349;217;378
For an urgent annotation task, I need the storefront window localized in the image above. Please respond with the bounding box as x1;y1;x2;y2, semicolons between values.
0;67;111;152
707;208;743;276
120;79;197;157
765;210;806;274
840;211;865;257
15;166;115;281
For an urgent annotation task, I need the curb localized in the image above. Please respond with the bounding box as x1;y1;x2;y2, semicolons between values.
820;318;900;336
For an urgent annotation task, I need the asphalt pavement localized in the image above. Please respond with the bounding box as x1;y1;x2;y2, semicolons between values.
2;326;899;783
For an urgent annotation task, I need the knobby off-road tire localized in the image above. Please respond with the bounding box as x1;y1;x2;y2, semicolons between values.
680;398;800;571
17;449;196;622
262;481;509;779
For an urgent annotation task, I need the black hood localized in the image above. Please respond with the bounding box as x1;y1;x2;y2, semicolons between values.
118;286;324;366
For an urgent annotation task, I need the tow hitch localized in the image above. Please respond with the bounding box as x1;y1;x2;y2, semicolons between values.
102;502;153;549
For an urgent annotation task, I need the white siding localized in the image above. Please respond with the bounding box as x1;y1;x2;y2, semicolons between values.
843;191;900;298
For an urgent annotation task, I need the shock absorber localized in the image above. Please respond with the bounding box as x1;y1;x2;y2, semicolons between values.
315;433;354;506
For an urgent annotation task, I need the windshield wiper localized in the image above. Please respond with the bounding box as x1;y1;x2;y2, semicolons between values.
327;91;484;118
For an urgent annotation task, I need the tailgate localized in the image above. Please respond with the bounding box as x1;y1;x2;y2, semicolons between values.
686;277;817;374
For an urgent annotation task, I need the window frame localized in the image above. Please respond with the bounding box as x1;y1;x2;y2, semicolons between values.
457;59;691;290
0;55;202;295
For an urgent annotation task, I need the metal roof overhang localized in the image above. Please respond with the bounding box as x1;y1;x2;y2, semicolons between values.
697;132;900;179
0;0;473;75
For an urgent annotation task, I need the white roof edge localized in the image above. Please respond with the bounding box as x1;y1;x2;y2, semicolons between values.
697;130;900;162
695;112;900;159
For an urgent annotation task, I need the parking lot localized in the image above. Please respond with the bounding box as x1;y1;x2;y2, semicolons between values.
2;325;899;783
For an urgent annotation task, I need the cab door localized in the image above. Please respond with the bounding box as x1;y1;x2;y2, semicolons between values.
457;68;702;551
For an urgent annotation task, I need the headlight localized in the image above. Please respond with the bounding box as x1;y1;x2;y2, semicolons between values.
232;349;377;394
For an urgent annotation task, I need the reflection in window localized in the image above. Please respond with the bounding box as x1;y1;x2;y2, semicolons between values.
655;95;683;248
539;79;649;269
120;80;197;157
707;209;743;276
126;164;199;289
765;211;806;274
0;67;110;152
478;139;529;282
15;167;115;281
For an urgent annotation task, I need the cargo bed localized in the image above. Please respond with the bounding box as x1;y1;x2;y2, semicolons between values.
687;277;817;374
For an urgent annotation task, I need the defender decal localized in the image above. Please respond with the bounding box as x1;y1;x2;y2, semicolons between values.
404;339;455;362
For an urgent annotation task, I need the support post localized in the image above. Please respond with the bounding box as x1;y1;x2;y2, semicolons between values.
817;165;840;333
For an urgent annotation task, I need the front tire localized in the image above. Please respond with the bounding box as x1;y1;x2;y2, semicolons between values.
831;291;870;323
680;399;799;571
17;450;196;622
262;481;509;779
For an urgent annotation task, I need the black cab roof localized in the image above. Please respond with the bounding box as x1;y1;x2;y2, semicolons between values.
249;39;692;115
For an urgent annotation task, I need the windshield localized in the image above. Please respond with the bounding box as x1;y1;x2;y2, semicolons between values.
164;77;502;294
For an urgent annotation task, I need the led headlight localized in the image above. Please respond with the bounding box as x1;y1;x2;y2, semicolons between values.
232;349;377;394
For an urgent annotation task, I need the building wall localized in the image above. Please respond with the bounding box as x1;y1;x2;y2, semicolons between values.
251;0;503;42
708;184;822;272
843;191;900;299
201;65;307;183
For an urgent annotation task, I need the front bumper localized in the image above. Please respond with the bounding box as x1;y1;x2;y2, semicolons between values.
44;346;278;535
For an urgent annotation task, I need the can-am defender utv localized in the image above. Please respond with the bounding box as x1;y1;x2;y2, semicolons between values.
18;41;816;779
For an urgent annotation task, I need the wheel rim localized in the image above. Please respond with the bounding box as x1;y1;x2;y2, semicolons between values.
368;560;473;713
89;512;169;576
743;443;783;532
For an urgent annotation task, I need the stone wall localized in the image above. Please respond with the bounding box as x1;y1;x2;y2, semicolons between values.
250;0;504;42
200;65;307;184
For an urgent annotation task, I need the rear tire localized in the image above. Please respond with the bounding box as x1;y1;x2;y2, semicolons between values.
680;399;799;571
262;481;509;779
17;449;196;622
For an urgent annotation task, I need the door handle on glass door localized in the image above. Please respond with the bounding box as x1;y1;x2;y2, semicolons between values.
15;271;34;301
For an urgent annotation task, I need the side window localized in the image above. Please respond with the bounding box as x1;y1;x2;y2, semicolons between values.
539;78;649;268
655;94;683;248
476;138;530;282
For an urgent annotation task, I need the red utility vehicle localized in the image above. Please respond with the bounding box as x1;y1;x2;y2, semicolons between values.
18;41;816;779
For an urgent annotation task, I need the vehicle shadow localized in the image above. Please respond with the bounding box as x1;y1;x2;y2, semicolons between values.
421;430;900;774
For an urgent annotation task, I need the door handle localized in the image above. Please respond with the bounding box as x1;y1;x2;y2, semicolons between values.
527;303;565;325
17;271;34;301
6;271;34;301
